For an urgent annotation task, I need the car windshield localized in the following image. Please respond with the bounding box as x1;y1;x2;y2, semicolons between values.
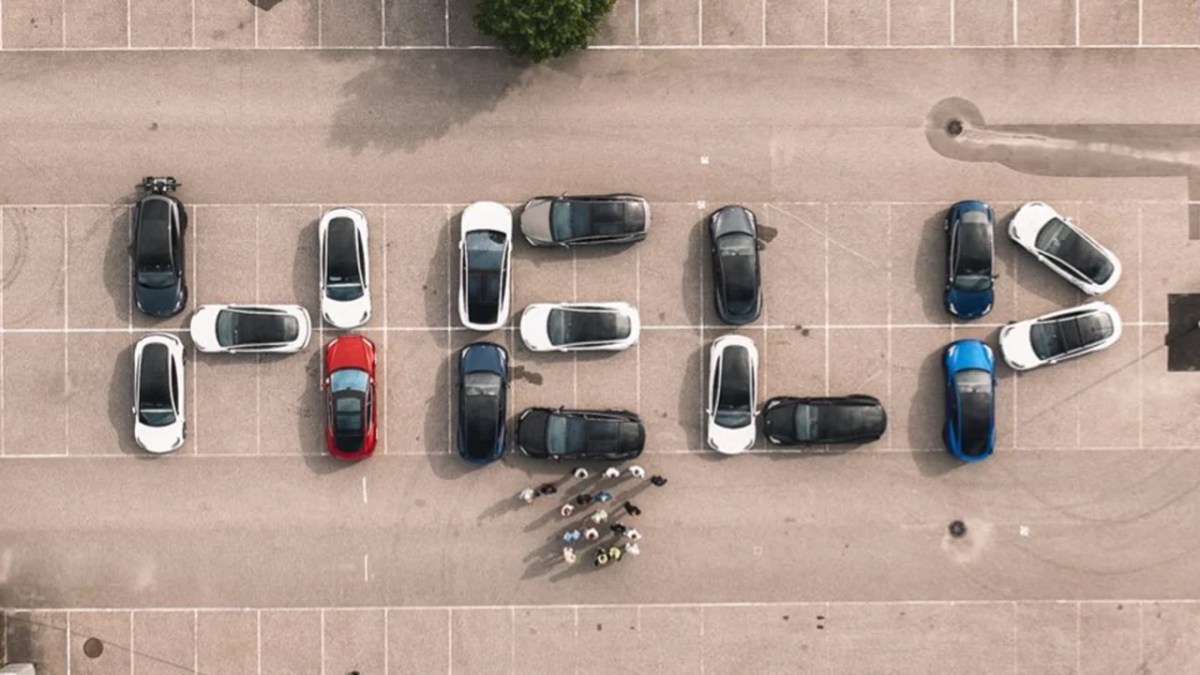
718;233;758;310
550;202;584;242
955;369;992;455
137;344;176;427
545;415;588;455
715;347;752;428
1030;312;1114;360
465;231;506;322
325;218;364;301
547;308;631;346
216;309;299;347
952;220;992;292
1034;218;1114;284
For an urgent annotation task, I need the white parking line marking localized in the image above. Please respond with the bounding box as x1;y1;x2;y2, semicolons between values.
950;0;957;46
1013;0;1019;46
63;208;70;455
445;205;453;456
824;203;830;395
447;608;454;675
1;207;4;457
65;611;72;673
129;611;135;675
363;553;369;581
320;608;326;675
256;609;262;675
443;0;450;47
383;609;390;674
362;476;368;503
193;609;199;674
126;0;131;48
1074;0;1080;46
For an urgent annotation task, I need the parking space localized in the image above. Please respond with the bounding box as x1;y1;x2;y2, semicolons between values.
10;600;1200;673
0;199;1180;458
8;0;1200;51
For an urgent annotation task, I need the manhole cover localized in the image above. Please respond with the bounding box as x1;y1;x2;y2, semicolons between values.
83;637;104;658
946;120;964;137
949;520;967;538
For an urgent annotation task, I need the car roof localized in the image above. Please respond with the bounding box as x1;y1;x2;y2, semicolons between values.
225;308;299;345
138;342;173;403
326;217;360;278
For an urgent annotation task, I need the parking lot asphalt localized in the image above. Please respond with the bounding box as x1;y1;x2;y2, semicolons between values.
5;46;1200;673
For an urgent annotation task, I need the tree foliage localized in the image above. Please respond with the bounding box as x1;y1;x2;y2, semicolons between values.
475;0;616;62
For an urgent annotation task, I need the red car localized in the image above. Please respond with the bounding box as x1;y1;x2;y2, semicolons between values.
323;335;377;459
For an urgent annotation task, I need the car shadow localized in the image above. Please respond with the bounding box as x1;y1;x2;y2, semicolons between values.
423;213;454;328
678;345;704;451
908;347;965;478
425;354;471;480
325;51;526;155
293;216;320;315
108;203;134;325
915;209;950;323
107;341;142;457
685;217;708;326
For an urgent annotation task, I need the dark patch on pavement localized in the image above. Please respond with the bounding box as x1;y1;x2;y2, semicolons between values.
250;0;286;9
927;96;1200;237
758;224;779;244
149;122;158;131
83;637;104;658
949;520;967;538
511;365;544;385
1167;295;1200;371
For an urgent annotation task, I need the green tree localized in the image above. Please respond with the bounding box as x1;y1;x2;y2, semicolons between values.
475;0;616;62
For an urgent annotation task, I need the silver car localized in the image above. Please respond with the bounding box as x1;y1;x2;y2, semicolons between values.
520;194;649;247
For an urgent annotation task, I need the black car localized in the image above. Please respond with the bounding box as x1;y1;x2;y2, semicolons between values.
457;342;509;464
708;205;762;325
516;408;645;460
762;395;887;445
131;177;187;317
519;194;649;247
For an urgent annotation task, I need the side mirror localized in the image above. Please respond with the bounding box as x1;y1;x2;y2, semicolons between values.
131;406;137;415
755;238;766;251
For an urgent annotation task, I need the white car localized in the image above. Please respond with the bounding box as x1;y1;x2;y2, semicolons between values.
999;302;1122;371
190;304;312;354
132;334;186;454
706;335;758;455
458;201;513;331
319;207;371;328
519;302;640;352
1008;201;1121;296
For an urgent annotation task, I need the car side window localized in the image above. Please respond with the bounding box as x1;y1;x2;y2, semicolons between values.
711;358;721;411
170;359;180;411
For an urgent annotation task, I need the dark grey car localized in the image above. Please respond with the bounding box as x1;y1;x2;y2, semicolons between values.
131;182;188;318
708;205;762;325
519;194;649;247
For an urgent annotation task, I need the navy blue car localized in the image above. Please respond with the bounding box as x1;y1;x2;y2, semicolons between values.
456;342;508;464
945;200;995;319
943;339;997;462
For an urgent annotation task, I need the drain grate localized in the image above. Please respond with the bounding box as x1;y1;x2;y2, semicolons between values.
82;637;104;658
949;520;967;538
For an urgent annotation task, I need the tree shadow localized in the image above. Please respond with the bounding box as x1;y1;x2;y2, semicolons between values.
326;51;527;155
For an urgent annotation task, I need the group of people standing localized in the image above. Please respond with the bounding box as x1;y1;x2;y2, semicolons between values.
517;465;668;569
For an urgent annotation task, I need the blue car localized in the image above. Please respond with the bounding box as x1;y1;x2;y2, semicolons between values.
943;339;996;462
456;342;508;464
944;200;995;319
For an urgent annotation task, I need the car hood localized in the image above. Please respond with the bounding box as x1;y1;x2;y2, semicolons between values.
189;306;222;351
710;206;755;238
945;339;993;372
946;286;993;319
999;321;1038;370
135;283;186;317
519;199;554;243
326;336;375;373
1008;202;1057;247
517;410;550;456
322;294;371;329
518;305;555;350
461;343;506;375
708;418;756;455
135;420;185;454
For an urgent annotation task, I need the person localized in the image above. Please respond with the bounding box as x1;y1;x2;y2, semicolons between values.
650;475;668;487
625;528;642;541
574;493;594;507
610;523;628;535
624;542;641;556
518;488;537;504
563;529;581;544
583;527;600;541
595;491;614;503
603;466;621;479
537;483;558;496
607;545;623;563
623;502;641;517
589;509;609;525
629;465;646;479
594;549;610;567
559;503;576;518
563;547;577;565
573;467;589;480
